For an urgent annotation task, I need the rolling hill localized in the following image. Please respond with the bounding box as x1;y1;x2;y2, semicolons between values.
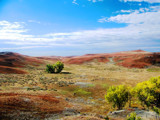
0;52;43;74
0;50;160;74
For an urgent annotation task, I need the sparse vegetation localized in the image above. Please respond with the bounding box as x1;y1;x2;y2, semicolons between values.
0;61;160;119
147;67;160;72
74;88;92;96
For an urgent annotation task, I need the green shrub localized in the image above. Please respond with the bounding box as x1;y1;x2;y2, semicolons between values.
135;76;160;108
153;106;160;115
127;112;142;120
147;67;160;72
74;88;91;96
54;61;64;73
105;85;129;110
46;64;55;73
46;61;64;73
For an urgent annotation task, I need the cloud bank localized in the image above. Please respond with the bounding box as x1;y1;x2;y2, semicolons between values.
120;0;160;3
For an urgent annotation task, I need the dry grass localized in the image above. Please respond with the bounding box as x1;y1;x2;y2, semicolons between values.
0;92;70;114
0;61;160;118
61;116;105;120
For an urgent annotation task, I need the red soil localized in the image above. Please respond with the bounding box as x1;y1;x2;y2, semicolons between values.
0;65;27;74
36;56;62;61
0;92;69;113
62;50;160;68
114;52;160;68
1;50;160;71
0;52;44;74
0;52;43;67
34;50;160;68
63;55;109;64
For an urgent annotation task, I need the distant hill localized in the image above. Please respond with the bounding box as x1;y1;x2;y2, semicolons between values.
0;50;160;74
0;52;43;74
62;50;160;68
35;50;160;68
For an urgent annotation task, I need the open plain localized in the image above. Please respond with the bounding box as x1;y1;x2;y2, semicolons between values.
0;50;160;120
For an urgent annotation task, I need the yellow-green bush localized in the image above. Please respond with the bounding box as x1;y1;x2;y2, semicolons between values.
54;61;64;73
135;76;160;108
105;85;129;110
46;61;64;73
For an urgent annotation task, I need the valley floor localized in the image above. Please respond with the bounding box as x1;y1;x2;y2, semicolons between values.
0;62;160;120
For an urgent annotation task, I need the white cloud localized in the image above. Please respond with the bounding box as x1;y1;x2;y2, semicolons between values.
120;10;133;13
96;5;160;50
106;11;160;24
98;17;108;23
1;45;51;50
120;0;160;3
116;8;150;14
72;0;103;4
140;46;160;49
88;0;103;2
0;7;160;52
98;5;160;25
28;20;41;24
72;0;79;5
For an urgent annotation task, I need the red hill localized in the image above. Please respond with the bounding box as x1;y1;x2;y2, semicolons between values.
0;50;160;74
0;52;44;74
63;50;160;68
0;65;27;74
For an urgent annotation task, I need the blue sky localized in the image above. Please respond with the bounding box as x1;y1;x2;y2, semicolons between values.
0;0;160;56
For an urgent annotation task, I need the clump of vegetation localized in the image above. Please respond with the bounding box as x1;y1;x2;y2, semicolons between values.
135;76;160;108
54;61;64;73
74;88;92;96
46;61;64;73
127;112;142;120
105;85;129;110
147;67;160;72
153;106;160;115
46;64;55;73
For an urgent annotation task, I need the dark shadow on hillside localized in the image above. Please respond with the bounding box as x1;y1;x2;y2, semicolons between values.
60;72;71;74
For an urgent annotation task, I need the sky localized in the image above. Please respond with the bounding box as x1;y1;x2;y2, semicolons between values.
0;0;160;56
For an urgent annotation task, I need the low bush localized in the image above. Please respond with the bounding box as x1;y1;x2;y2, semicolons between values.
54;61;64;73
46;61;64;73
105;85;129;110
46;64;55;73
135;76;160;108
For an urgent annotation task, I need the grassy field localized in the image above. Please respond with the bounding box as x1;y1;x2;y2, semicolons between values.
0;61;160;119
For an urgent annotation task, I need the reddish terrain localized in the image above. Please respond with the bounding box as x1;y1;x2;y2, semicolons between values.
62;50;160;68
36;56;62;62
0;92;70;119
0;65;27;74
0;52;43;74
0;50;160;74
